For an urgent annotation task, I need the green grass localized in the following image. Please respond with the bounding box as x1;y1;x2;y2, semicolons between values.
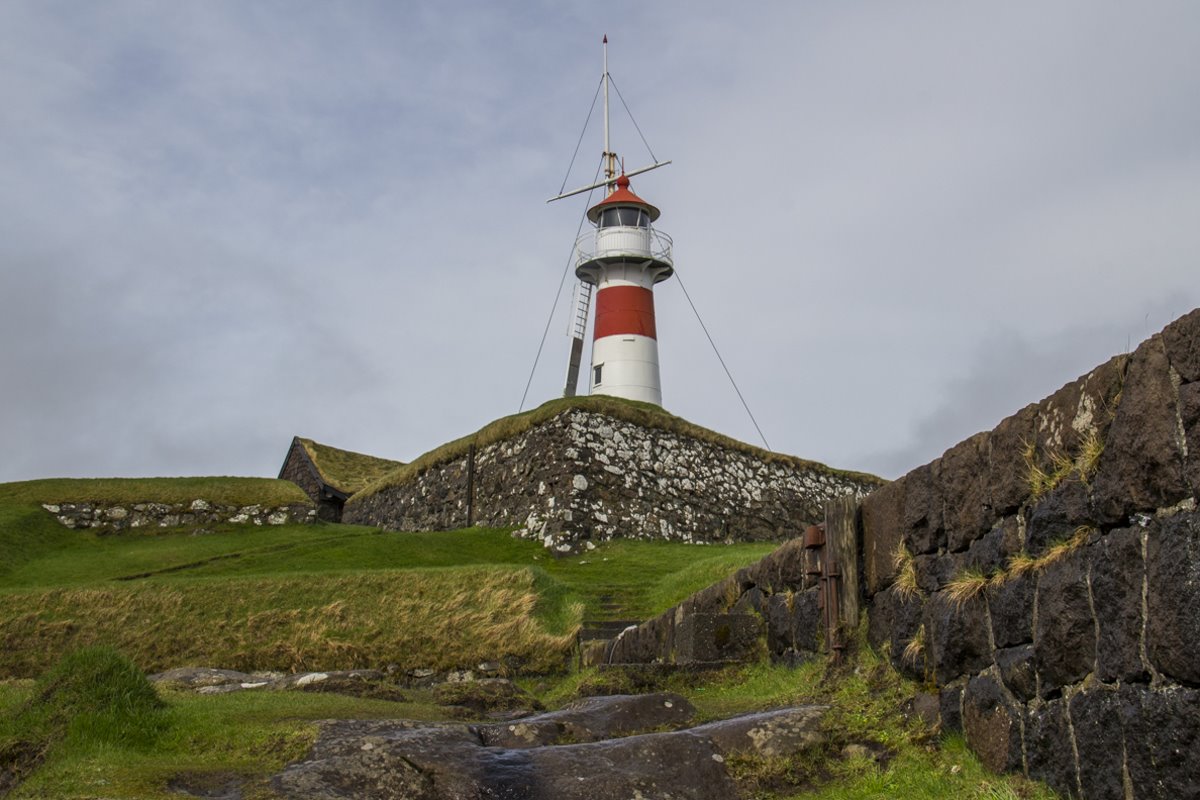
0;473;1060;798
1;661;453;800
295;437;404;495
0;478;310;586
0;479;776;679
352;395;884;502
0;477;309;509
641;647;1055;800
1;648;169;796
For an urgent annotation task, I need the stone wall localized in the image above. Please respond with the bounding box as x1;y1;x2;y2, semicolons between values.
582;538;826;668
345;408;879;551
278;441;345;522
860;309;1200;799
44;500;316;531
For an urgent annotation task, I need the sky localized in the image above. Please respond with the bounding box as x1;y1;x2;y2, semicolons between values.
2;1;1198;484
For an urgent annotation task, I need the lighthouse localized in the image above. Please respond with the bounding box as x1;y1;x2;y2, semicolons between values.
553;36;674;407
575;175;673;405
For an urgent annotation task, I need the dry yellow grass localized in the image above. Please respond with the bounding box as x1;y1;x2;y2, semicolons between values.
1033;526;1093;570
944;570;990;610
0;568;580;678
891;542;922;601
901;624;925;667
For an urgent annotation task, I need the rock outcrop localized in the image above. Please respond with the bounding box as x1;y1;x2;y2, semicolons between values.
270;698;828;800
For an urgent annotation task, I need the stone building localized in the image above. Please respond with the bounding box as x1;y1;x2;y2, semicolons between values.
339;396;883;551
277;437;405;522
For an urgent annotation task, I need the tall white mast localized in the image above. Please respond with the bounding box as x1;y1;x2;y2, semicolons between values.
602;34;615;186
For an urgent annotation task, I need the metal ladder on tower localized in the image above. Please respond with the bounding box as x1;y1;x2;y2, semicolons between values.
562;280;594;397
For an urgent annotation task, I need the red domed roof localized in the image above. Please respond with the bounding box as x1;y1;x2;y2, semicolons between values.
586;174;661;223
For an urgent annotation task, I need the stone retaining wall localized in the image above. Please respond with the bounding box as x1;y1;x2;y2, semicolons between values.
345;408;878;551
583;539;826;668
44;500;316;531
861;309;1200;799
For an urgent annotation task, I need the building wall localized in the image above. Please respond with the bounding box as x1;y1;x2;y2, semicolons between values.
860;309;1200;799
279;441;344;522
345;409;880;550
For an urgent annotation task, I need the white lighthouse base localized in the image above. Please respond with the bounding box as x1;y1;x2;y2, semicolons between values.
590;333;662;406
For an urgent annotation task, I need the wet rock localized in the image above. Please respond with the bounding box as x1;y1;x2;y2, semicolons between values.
1034;551;1095;695
433;678;540;715
1088;528;1148;683
1146;511;1200;684
765;588;821;661
962;673;1022;774
1119;684;1200;800
964;524;1005;574
674;613;762;664
688;705;827;757
1162;307;1200;382
1026;479;1093;556
902;463;944;554
1091;336;1190;523
938;682;964;734
994;645;1036;703
1182;382;1200;497
925;594;991;685
273;705;827;800
987;572;1034;649
914;552;964;594
730;586;765;616
865;587;923;668
1070;687;1126;800
987;404;1039;515
1023;699;1077;798
940;432;993;552
477;693;693;748
605;615;669;666
902;692;941;729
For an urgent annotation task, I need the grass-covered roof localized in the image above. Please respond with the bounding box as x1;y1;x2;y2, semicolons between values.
296;438;405;496
351;395;883;504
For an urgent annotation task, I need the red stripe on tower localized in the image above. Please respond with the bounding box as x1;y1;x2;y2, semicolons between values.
594;286;657;340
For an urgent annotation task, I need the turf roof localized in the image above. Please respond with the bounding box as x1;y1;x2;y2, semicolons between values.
296;438;406;496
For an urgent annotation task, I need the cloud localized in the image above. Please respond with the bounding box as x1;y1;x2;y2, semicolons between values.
2;1;1199;484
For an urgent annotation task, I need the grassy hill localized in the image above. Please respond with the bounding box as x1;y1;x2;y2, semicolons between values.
0;476;1058;799
0;477;776;677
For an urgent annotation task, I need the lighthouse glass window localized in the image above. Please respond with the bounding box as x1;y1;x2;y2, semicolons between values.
594;364;603;386
599;207;650;229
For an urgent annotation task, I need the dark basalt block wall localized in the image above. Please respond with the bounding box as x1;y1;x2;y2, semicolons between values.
861;309;1200;799
346;409;879;551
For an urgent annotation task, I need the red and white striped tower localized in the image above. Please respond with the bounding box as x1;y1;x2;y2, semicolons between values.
575;175;673;405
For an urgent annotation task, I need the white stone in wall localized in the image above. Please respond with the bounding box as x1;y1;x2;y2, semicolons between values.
572;475;588;491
